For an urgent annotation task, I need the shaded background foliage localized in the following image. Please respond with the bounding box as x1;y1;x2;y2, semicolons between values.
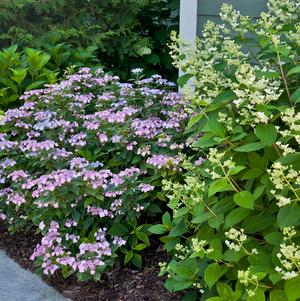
0;0;179;80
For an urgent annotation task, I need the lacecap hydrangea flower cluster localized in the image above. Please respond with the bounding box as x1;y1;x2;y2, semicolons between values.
0;67;188;279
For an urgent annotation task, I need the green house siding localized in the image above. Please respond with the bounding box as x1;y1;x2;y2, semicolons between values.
197;0;268;36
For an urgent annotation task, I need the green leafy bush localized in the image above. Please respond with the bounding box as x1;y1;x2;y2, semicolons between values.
0;44;100;110
0;67;187;280
150;0;300;300
0;0;179;79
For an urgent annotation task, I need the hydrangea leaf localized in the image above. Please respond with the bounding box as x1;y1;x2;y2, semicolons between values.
204;263;228;289
233;191;255;209
284;275;300;301
270;290;288;301
235;142;265;152
277;205;300;229
255;124;278;146
208;178;235;197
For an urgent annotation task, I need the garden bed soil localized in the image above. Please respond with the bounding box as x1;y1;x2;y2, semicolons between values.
0;223;181;301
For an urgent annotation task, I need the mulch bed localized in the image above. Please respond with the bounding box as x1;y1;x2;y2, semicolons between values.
0;223;181;301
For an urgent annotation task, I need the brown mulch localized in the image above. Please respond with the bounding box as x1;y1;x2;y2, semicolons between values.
0;223;181;301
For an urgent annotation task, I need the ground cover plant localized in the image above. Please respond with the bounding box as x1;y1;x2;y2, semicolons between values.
150;0;300;300
0;0;179;80
0;67;188;281
0;44;100;110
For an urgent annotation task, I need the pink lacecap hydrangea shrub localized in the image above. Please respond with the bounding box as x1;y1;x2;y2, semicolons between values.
0;67;188;279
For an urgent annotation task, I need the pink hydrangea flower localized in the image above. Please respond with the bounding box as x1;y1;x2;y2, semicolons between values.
139;183;154;192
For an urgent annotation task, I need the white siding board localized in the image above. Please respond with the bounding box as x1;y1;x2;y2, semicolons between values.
197;0;268;16
196;0;268;37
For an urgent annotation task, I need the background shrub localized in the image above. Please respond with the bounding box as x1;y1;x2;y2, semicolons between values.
0;0;179;80
0;44;100;110
0;67;187;281
150;1;300;300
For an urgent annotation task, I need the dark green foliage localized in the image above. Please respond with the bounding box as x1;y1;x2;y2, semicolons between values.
0;0;179;80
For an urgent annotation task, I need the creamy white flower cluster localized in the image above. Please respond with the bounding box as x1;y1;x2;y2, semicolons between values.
207;148;225;165
225;228;247;251
174;238;213;260
220;3;250;35
280;108;300;145
268;162;300;207
218;112;233;132
288;22;300;46
174;243;190;260
232;63;282;125
268;0;300;23
275;227;300;280
170;21;237;106
205;148;235;180
257;0;299;35
162;168;206;212
275;141;295;157
238;268;259;297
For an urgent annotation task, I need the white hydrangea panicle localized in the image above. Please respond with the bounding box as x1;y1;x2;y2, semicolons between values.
281;108;300;145
257;0;299;35
238;268;259;297
268;0;300;23
276;227;300;280
283;226;297;240
288;22;300;46
218;112;233;132
220;3;250;35
268;162;300;207
225;228;247;251
275;141;295;157
208;148;225;164
174;239;212;260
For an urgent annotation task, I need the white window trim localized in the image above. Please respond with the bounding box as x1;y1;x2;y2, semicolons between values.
180;0;198;43
179;0;198;77
178;0;197;94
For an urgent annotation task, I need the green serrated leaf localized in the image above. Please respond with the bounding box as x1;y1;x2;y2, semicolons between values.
265;232;283;245
134;243;148;251
162;212;171;225
224;208;250;229
136;232;150;245
291;87;300;103
228;166;245;176
287;65;300;76
235;142;265;152
204;263;228;289
233;191;255;209
270;290;288;301
255;124;277;146
242;168;264;180
277;204;300;228
148;224;167;235
216;282;233;298
174;207;189;218
124;251;133;264
108;223;129;236
132;253;142;268
208;178;235;197
284;275;300;301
